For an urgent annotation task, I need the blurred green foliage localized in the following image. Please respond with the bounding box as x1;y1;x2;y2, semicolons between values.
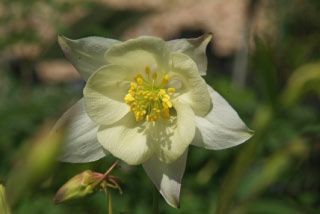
1;0;320;213
0;184;11;214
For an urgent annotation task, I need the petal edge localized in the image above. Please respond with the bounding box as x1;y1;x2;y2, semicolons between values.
58;35;120;81
167;33;212;76
192;85;253;150
142;150;188;209
52;98;107;163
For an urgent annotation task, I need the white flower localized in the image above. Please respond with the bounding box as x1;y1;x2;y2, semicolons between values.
53;34;253;208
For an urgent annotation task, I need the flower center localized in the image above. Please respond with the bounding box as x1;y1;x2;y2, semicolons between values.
124;66;176;122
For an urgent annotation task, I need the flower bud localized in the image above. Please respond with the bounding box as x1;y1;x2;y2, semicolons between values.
53;170;103;204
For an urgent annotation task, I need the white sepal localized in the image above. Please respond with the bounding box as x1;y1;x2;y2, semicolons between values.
58;35;120;81
142;149;188;209
192;85;253;149
53;99;107;163
167;33;212;76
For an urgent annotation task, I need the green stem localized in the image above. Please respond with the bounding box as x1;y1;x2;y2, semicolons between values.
105;188;112;214
152;185;159;214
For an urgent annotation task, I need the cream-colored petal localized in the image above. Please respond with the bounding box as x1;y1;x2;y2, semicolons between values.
167;33;212;76
169;52;211;116
192;85;254;149
142;150;188;209
83;65;131;126
147;102;195;164
104;36;170;77
58;35;120;81
52;99;107;163
97;113;153;165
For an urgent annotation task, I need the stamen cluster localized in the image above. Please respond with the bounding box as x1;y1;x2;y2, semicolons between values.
124;66;175;122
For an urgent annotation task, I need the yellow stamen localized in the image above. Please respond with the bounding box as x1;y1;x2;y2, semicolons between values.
145;66;150;74
152;72;157;79
124;94;135;103
124;72;175;122
162;98;169;102
162;75;169;85
137;77;143;85
159;89;166;96
134;74;142;82
168;88;175;93
162;102;169;109
162;109;170;120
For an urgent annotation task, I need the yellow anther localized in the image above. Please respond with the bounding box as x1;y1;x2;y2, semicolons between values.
137;77;143;85
152;72;157;79
162;98;169;102
164;74;169;81
125;70;175;122
166;101;172;108
168;88;175;93
145;66;150;74
162;109;170;120
159;89;166;96
162;74;169;85
162;102;169;109
124;94;135;103
134;74;142;82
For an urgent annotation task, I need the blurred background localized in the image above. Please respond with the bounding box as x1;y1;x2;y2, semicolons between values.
1;0;320;213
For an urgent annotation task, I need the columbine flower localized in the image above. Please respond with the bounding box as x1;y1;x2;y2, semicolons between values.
53;34;253;208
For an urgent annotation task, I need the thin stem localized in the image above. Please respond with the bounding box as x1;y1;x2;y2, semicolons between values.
104;188;112;214
91;160;119;188
108;178;123;194
152;185;159;214
108;175;123;182
102;160;119;179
